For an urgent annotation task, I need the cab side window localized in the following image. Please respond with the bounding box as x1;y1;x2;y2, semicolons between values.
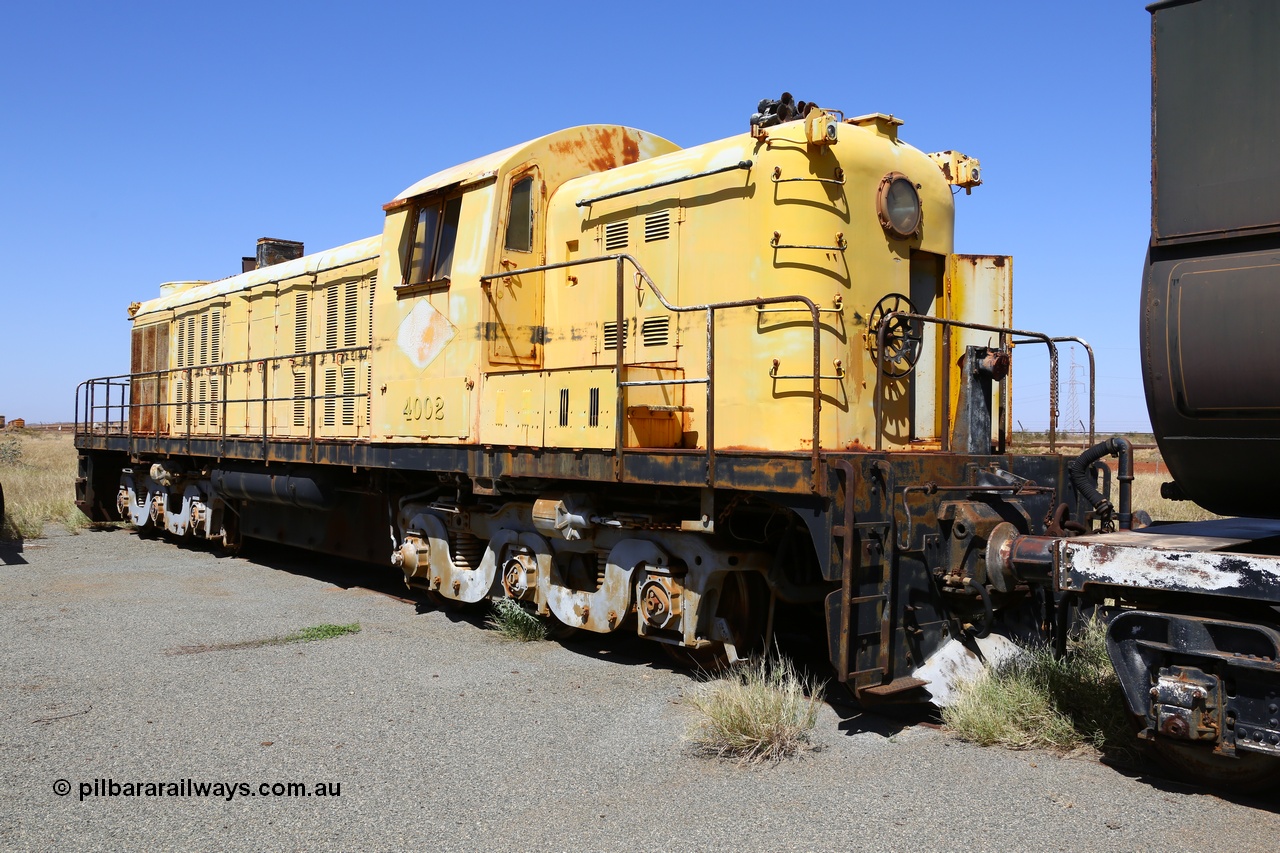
504;176;533;252
405;195;462;285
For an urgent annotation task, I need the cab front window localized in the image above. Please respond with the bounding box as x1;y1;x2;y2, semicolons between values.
404;195;462;285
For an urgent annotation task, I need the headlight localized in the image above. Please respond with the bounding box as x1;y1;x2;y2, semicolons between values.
877;172;921;238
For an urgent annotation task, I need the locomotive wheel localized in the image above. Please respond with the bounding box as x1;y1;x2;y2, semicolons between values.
1148;739;1280;793
661;572;766;673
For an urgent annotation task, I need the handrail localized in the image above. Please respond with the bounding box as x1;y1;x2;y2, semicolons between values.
84;253;834;493
74;346;372;461
480;254;826;492
575;160;752;208
1047;336;1095;446
873;313;1061;453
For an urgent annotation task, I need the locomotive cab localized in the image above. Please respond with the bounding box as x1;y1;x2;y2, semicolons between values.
371;126;680;444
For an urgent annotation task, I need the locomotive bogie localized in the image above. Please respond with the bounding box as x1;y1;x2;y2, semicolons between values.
394;494;772;659
117;466;227;543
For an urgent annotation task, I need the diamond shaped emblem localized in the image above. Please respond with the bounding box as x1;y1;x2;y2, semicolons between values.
396;299;457;369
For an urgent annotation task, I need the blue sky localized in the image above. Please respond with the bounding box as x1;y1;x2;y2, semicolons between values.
0;1;1152;430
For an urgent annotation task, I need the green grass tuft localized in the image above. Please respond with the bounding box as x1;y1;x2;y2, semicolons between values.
942;617;1139;761
168;623;360;655
285;623;362;643
485;598;549;642
685;654;824;764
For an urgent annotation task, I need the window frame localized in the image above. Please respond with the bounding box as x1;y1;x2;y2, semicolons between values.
400;192;463;291
503;173;536;253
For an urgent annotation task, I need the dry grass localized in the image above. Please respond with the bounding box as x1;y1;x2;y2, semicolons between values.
685;655;824;763
0;430;87;540
941;617;1139;763
486;597;549;642
1131;471;1219;523
1010;431;1221;524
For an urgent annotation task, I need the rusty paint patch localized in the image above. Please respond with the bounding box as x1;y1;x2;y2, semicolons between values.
547;128;643;175
621;134;640;165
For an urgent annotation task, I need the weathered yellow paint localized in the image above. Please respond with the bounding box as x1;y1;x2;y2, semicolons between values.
542;367;616;450
382;376;471;439
373;126;679;444
945;254;1014;445
126;116;1001;456
548;118;958;452
480;371;546;446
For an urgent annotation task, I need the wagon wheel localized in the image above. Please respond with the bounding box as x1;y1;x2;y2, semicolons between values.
1148;737;1280;793
661;572;766;672
867;293;923;379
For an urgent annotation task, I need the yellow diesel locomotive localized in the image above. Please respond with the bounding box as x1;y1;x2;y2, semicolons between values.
75;98;1100;696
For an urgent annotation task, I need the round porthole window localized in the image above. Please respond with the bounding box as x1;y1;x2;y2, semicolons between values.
877;172;921;238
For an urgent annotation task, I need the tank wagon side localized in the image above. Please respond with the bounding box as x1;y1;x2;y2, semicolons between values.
77;109;1097;706
980;0;1280;790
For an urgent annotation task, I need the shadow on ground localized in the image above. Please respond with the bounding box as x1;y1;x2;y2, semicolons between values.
0;539;27;566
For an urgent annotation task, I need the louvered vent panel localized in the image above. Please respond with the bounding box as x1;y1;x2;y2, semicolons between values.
197;379;207;426
644;211;671;242
209;377;219;427
200;314;209;365
604;221;629;251
341;366;356;427
176;319;186;368
210;310;221;364
589;388;600;427
325;285;339;350
641;316;670;347
186;317;196;367
323;369;337;427
367;274;376;426
559;388;569;427
294;293;308;354
603;321;627;351
175;381;185;426
344;281;358;347
293;374;307;427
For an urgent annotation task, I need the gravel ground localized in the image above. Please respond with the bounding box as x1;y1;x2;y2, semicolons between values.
1;527;1278;851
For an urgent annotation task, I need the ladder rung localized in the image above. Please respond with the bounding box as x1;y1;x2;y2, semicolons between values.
860;677;928;697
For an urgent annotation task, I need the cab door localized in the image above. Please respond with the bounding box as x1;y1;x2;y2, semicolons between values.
487;164;544;368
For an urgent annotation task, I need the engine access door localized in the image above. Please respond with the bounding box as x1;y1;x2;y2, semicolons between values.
487;164;544;368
